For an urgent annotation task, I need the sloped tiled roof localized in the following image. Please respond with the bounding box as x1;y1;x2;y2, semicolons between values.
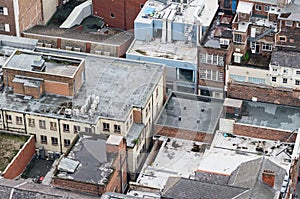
162;177;249;199
228;157;287;199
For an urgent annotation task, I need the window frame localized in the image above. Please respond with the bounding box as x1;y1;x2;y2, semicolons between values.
63;123;70;132
41;135;47;144
16;116;23;125
255;4;262;11
285;21;293;27
74;125;80;133
51;137;58;146
28;118;35;127
50;122;57;131
114;124;121;133
103;123;110;131
64;139;71;147
39;120;46;129
272;77;277;82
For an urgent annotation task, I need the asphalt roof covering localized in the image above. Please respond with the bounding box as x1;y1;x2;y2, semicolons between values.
271;50;300;69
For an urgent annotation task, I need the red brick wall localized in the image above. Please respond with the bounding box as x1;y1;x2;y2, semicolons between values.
133;110;142;123
18;0;42;32
154;125;214;143
227;82;300;107
52;177;104;195
24;85;42;99
0;0;16;36
233;123;296;142
92;0;146;30
106;138;127;193
3;136;35;179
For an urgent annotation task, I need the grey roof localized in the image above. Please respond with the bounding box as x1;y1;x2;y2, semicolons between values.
279;0;300;21
162;177;249;199
125;123;145;148
156;92;223;134
237;100;300;132
195;171;230;185
0;178;98;199
270;50;300;69
228;157;287;199
0;34;38;50
56;133;116;185
24;25;134;45
0;49;165;122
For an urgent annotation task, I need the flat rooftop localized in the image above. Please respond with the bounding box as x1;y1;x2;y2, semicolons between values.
135;137;207;190
24;25;133;45
197;131;293;175
156;92;223;134
4;51;82;78
236;101;300;132
56;133;116;185
201;11;233;49
22;0;133;45
0;50;164;122
232;53;271;69
135;0;218;27
0;132;29;172
127;39;197;63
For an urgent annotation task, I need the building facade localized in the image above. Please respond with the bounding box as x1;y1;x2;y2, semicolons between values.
0;0;43;36
92;0;147;30
0;46;166;178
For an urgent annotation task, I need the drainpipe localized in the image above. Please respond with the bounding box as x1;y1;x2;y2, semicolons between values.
23;113;27;134
13;0;20;37
57;119;63;154
1;110;5;130
274;19;282;47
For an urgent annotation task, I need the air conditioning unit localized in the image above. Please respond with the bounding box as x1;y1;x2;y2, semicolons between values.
48;151;54;160
37;42;43;47
45;43;52;48
74;47;81;52
65;46;72;51
95;50;102;55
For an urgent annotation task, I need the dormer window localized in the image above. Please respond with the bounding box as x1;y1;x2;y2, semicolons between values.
285;21;292;27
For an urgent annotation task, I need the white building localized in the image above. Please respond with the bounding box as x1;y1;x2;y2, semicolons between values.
0;37;166;176
268;50;300;89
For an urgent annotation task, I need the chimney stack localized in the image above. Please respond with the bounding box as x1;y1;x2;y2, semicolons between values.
262;170;275;188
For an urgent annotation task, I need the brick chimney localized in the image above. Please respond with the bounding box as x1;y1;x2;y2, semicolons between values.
262;170;275;188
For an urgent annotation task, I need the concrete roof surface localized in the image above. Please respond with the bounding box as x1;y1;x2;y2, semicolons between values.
0;48;164;122
156;92;223;134
237;101;300;132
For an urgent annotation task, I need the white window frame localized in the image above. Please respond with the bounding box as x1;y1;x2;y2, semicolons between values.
264;5;270;12
262;43;272;51
16;116;23;125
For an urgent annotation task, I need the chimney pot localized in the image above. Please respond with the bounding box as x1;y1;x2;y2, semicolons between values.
262;170;275;188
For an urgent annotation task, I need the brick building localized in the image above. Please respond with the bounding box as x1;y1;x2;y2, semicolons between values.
92;0;146;30
198;11;234;98
0;0;43;36
52;134;127;195
3;50;85;98
220;98;300;142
